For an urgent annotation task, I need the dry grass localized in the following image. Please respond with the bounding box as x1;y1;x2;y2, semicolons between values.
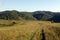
0;20;60;40
0;20;25;27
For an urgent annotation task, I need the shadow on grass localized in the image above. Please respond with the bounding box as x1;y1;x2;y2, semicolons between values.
30;29;46;40
0;22;17;27
41;29;45;40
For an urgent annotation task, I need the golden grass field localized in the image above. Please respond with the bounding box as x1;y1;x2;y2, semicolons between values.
0;20;60;40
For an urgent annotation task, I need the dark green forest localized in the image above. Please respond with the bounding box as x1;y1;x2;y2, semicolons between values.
0;10;60;22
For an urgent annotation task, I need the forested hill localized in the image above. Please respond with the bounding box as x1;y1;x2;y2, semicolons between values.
0;10;60;22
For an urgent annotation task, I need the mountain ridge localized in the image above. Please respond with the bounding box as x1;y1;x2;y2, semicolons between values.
0;10;60;22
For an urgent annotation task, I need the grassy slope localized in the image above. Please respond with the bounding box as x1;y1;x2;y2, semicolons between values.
0;21;60;40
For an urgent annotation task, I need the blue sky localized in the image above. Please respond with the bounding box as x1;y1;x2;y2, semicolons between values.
0;0;60;12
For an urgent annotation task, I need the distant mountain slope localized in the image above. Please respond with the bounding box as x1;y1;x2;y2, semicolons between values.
0;10;60;22
33;11;60;22
18;12;36;20
0;10;20;20
32;11;54;21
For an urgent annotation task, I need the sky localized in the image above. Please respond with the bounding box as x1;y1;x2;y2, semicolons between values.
0;0;60;12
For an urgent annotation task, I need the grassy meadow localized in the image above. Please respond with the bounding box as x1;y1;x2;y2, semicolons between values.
0;20;60;40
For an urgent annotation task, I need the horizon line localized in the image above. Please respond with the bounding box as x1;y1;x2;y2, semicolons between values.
0;9;60;12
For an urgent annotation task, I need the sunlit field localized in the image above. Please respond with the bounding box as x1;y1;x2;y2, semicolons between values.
0;20;60;40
